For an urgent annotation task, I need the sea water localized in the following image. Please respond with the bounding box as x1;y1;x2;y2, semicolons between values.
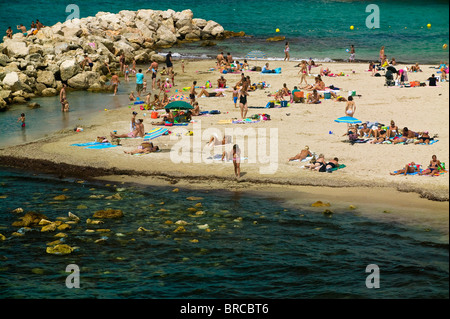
0;0;448;63
0;168;448;298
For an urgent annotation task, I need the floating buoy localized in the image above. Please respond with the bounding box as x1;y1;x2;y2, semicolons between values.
350;25;354;30
427;23;431;29
276;28;280;33
444;44;448;50
346;49;350;52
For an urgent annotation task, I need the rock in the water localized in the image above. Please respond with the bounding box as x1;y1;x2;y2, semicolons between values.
311;201;330;207
46;244;74;255
93;208;124;219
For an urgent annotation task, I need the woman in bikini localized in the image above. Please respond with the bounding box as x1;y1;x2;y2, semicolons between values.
284;42;290;61
238;81;249;120
298;60;309;87
414;131;432;145
386;120;399;139
419;155;442;176
390;162;421;176
391;127;409;144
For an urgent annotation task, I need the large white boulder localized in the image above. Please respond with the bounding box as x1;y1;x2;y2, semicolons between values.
2;72;23;91
59;59;80;81
5;40;29;58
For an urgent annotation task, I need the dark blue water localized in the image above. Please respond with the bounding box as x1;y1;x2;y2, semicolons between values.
0;0;448;63
0;168;448;298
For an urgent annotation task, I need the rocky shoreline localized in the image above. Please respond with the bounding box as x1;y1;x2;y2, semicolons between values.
0;9;242;110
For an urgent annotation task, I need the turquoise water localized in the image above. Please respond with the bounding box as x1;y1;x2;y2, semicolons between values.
0;168;448;298
0;0;448;63
0;81;136;149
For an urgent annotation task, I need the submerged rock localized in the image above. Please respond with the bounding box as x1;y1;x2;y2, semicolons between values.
311;201;330;207
93;208;124;219
46;244;74;255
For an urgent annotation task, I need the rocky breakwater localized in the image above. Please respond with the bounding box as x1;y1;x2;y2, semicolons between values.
0;9;233;111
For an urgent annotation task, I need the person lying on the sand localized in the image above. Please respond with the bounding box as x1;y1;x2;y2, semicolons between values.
197;88;224;98
390;162;420;175
368;129;388;144
302;76;325;91
318;157;339;173
289;146;312;161
207;134;232;147
369;124;384;139
124;142;159;155
304;153;326;171
414;131;432;144
419;155;442;176
409;63;422;72
111;119;145;138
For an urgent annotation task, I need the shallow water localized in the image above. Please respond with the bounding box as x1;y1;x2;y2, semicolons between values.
0;82;135;149
0;168;447;298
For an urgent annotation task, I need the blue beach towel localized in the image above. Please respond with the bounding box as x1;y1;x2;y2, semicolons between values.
85;143;118;149
70;142;100;147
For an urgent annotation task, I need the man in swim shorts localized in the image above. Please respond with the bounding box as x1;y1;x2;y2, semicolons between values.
135;69;144;97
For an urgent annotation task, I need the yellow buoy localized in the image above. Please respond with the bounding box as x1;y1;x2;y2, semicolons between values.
427;23;431;28
350;25;354;30
275;28;280;33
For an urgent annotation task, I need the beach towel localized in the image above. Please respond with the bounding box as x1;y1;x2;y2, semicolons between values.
85;143;119;150
330;164;346;171
144;127;169;140
393;168;423;175
232;119;260;124
207;154;248;162
70;142;100;147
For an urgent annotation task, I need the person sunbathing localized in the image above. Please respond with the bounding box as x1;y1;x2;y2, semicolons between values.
111;119;145;138
319;157;339;173
307;89;321;104
124;142;159;155
409;63;422;72
369;129;387;144
197;88;224;98
289;146;312;162
386;120;399;139
217;76;227;88
303;76;325;91
160;93;169;108
391;127;410;144
419;155;442;175
152;109;174;125
414;131;432;144
369;124;384;139
359;123;371;137
390;162;421;175
305;153;326;171
191;101;200;116
207;134;232;147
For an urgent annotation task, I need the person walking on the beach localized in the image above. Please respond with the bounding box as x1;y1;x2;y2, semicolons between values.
284;42;290;61
189;81;197;105
181;60;185;73
17;113;26;128
298;60;308;86
111;73;120;96
147;60;158;90
135;69;144;97
349;45;355;62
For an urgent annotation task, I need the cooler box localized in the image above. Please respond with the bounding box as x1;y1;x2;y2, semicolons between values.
324;92;331;99
280;100;288;107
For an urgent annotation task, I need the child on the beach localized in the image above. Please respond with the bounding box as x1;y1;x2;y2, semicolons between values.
62;100;69;112
129;91;136;101
124;65;130;82
181;60;185;73
232;86;239;108
17;113;26;127
142;80;147;94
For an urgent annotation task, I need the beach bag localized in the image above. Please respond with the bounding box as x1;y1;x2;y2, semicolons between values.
280;100;288;107
151;111;158;119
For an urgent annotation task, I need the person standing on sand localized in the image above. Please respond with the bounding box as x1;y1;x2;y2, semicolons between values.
216;52;224;66
110;73;120;96
238;79;249;119
379;46;385;63
284;42;290;61
147;60;158;90
165;51;173;74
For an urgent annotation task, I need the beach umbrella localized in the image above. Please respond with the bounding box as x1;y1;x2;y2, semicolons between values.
165;100;193;110
144;127;169;141
334;116;362;124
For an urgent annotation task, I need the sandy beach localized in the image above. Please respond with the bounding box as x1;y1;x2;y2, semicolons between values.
0;59;448;202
